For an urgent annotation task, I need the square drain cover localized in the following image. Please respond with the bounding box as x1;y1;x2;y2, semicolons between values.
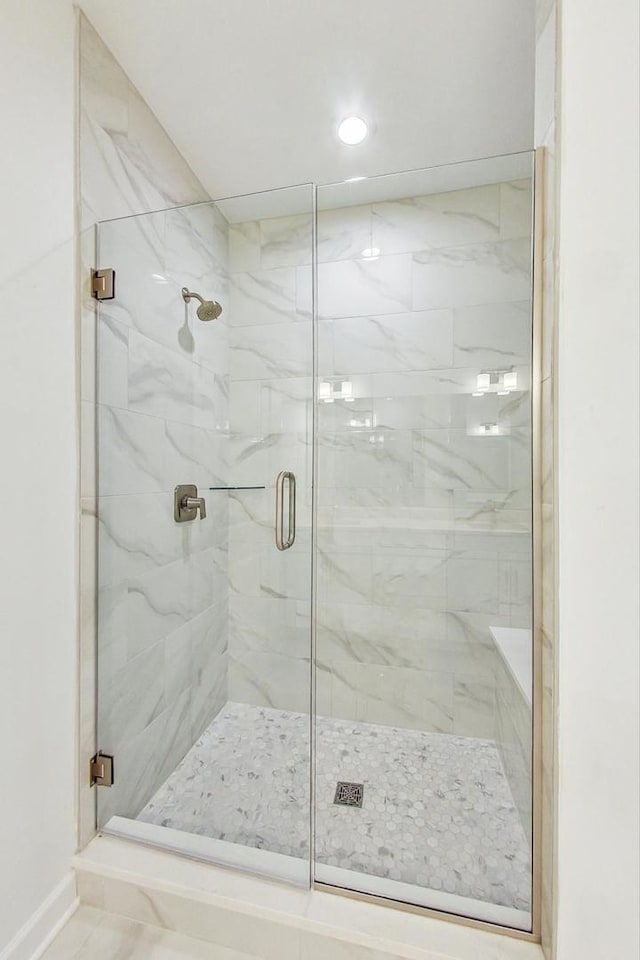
334;781;364;808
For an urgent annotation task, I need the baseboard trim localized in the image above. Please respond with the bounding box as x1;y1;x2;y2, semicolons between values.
0;873;78;960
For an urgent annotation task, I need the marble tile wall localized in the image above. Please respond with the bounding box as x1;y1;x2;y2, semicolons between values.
313;181;534;741
78;16;228;838
225;203;314;713
227;180;534;753
95;204;229;825
495;656;533;843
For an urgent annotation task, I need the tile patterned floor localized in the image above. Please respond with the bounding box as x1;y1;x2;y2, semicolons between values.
41;906;260;960
138;702;531;912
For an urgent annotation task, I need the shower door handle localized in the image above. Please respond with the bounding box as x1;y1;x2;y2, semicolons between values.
275;471;296;550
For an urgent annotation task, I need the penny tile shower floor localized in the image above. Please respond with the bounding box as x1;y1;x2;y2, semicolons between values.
138;702;531;911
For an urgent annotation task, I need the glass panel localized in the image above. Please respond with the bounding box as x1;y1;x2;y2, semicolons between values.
314;154;535;930
96;184;314;886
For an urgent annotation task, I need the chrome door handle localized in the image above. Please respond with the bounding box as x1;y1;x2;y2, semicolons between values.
174;484;207;522
275;471;296;550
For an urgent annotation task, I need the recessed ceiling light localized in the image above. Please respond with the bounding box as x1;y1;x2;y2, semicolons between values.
337;116;368;145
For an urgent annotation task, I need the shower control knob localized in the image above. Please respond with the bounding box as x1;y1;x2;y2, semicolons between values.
174;484;207;522
182;496;207;519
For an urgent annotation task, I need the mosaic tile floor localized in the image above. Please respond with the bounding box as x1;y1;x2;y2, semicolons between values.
138;702;531;911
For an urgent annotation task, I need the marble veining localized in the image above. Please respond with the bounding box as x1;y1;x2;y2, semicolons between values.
227;178;534;773
82;12;231;836
40;905;263;960
138;703;531;913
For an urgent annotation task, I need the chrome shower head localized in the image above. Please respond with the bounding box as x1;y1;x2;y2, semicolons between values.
181;287;222;321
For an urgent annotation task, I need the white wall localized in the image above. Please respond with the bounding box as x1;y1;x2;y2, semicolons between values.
0;0;78;954
556;0;640;958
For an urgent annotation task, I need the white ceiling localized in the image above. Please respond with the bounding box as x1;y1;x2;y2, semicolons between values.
78;0;535;201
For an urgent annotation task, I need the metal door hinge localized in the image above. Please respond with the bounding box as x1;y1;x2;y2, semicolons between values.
90;751;114;787
92;268;115;300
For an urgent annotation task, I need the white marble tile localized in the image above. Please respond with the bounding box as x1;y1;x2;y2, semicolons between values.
500;179;533;240
229;652;311;713
535;0;555;37
371;184;501;255
97;689;194;823
299;936;397;960
128;329;221;429
306;254;413;320
40;905;104;960
323;659;454;734
453;677;496;738
371;552;448;609
226;432;270;489
229;267;298;327
453;300;531;368
317;204;373;263
259;531;313;602
229;380;262;434
499;558;533;621
42;905;262;960
317;605;490;684
136;703;530;913
126;84;206;210
260;213;313;269
412;239;531;311
80;13;230;850
260;377;312;434
317;602;443;666
228;595;308;659
164;202;228;290
412;429;509;492
79;19;128;139
99;406;167;496
447;556;500;615
99;638;166;747
317;547;372;606
229;221;261;273
97;880;302;960
319;429;413;490
97;491;224;586
369;366;480;401
328;309;454;376
230;320;312;380
534;4;556;143
97;313;129;408
126;549;222;659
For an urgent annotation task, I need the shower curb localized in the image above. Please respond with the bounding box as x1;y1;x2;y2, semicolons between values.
74;836;543;960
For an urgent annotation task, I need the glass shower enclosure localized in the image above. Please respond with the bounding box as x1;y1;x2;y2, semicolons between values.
94;153;537;933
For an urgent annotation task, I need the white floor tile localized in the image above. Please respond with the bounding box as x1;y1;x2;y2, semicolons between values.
41;906;261;960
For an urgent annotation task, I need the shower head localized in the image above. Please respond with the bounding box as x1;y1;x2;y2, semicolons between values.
181;287;222;321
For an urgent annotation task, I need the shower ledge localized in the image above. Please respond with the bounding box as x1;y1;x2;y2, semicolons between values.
74;835;543;960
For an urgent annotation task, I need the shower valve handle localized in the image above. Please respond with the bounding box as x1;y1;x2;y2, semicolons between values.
181;495;207;520
174;485;207;522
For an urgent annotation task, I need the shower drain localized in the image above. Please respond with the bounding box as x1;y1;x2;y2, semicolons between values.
333;781;364;808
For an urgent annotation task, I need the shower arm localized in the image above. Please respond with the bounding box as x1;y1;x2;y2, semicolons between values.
181;287;204;305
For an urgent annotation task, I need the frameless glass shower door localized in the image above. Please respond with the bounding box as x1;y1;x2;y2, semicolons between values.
93;157;539;933
313;154;536;932
94;185;314;885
